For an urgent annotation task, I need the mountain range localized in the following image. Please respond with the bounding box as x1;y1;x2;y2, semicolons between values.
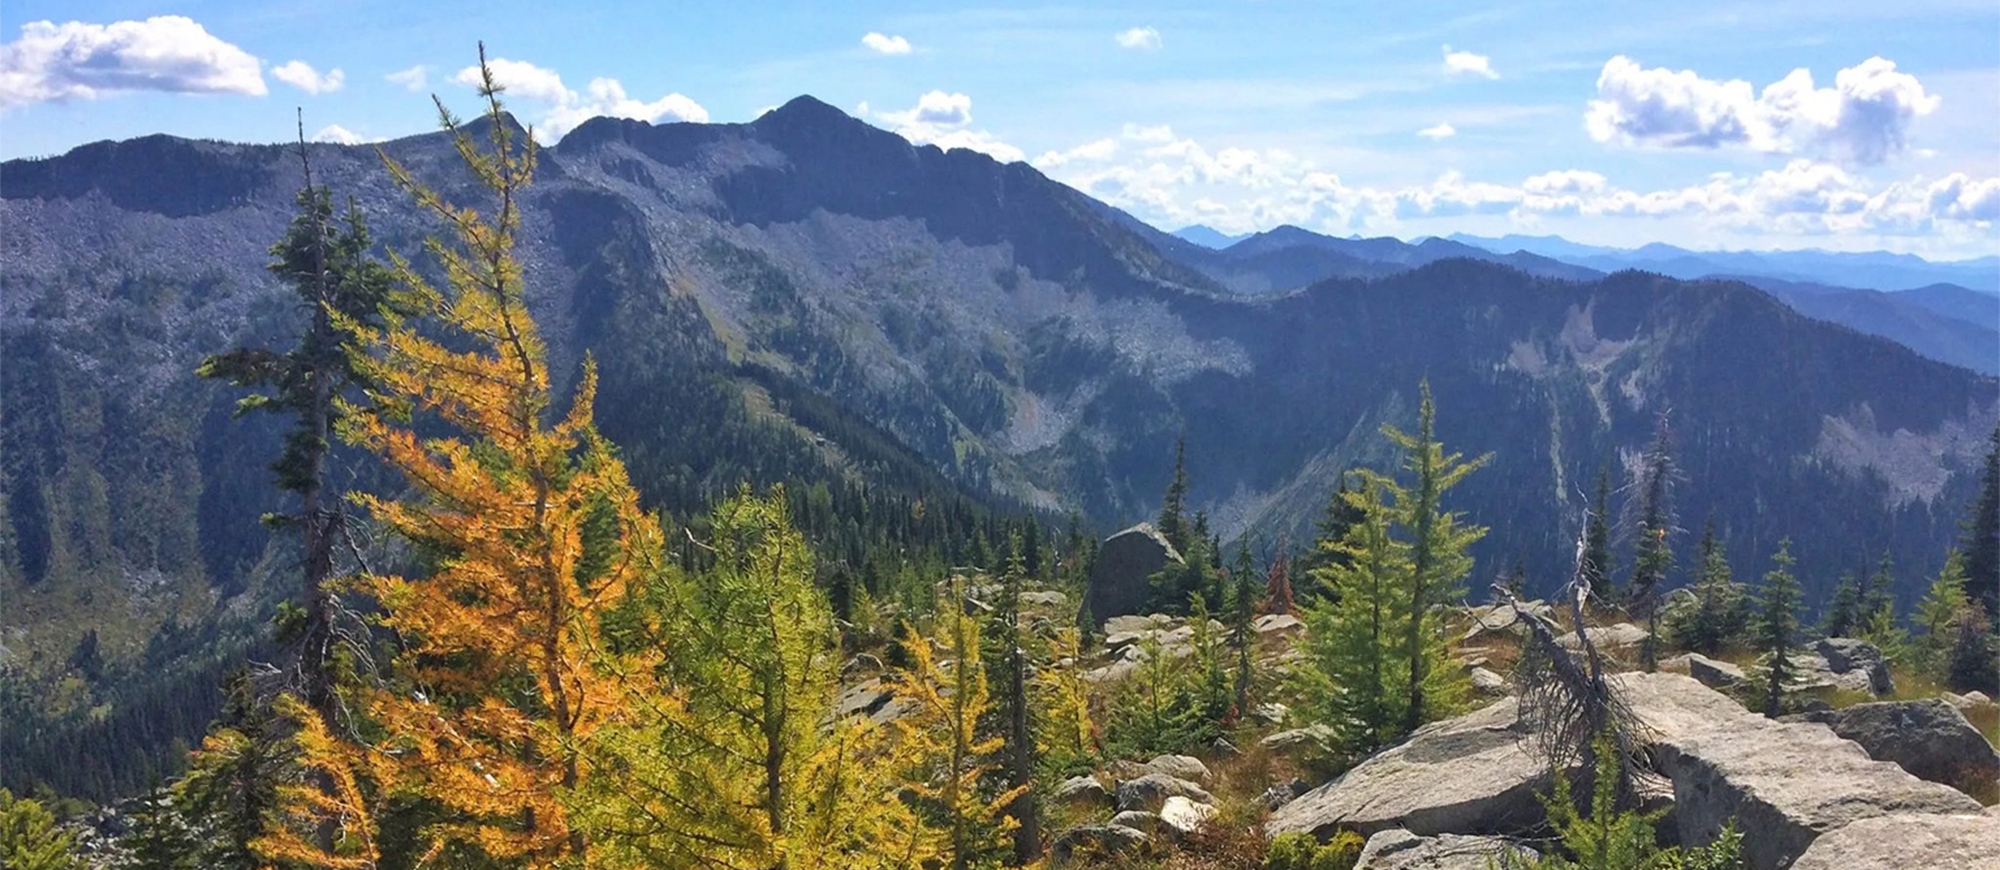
4;96;1996;685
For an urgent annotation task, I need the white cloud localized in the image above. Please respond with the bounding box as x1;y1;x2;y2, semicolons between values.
1027;122;1999;242
385;64;427;92
1115;27;1162;51
1442;45;1497;79
453;58;708;140
311;124;375;145
272;60;343;95
0;16;265;108
1418;122;1456;139
861;32;912;55
1587;55;1939;165
872;90;1024;162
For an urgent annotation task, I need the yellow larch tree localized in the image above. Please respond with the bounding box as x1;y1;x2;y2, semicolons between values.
286;47;668;868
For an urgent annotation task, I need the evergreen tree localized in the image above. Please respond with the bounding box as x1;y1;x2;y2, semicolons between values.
1027;627;1095;781
1582;466;1612;596
1295;477;1412;756
122;784;196;870
1230;544;1261;714
1158;435;1191;554
1823;571;1864;638
176;672;281;870
1669;517;1747;656
0;788;78;870
985;540;1039;864
1626;413;1679;671
1962;424;2000;625
1912;552;1971;679
1753;540;1804;718
1946;603;1999;694
195;117;401;759
1299;473;1365;602
1388;381;1486;732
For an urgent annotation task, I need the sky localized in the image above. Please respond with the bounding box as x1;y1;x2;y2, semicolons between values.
3;1;1997;259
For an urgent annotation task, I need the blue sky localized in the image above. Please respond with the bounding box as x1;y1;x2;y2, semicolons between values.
4;1;1996;258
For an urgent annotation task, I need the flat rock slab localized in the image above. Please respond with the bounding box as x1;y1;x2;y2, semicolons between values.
1798;699;2000;789
1791;813;2000;870
1267;698;1552;840
1356;828;1540;870
1612;672;1984;870
1555;622;1650;649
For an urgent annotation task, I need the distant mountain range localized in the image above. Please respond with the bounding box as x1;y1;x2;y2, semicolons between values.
1447;233;2000;295
4;96;1995;683
1171;224;1251;248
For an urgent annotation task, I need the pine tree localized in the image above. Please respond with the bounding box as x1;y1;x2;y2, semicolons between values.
1295;477;1412;755
1823;571;1864;638
1962;424;2000;625
1388;381;1486;733
1945;603;1999;694
176;672;281;870
1626;413;1679;671
122;784;196;870
1912;552;1971;679
321;53;668;866
1229;544;1261;714
1158;435;1191;555
985;540;1039;864
1670;517;1747;657
896;580;1017;870
195;117;401;755
1582;466;1612;596
1754;540;1804;718
0;788;78;870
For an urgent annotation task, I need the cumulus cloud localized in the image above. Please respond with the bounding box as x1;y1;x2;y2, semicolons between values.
1027;122;1999;241
1442;45;1496;79
1115;27;1162;50
872;91;1024;162
453;58;707;140
1418;122;1456;139
385;64;427;92
0;15;265;108
272;60;343;95
311;124;375;145
861;32;912;55
1587;55;1940;165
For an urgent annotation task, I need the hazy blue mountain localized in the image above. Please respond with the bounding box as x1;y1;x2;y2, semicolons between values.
1723;275;1999;375
1161;224;1602;293
1172;224;1251;248
1452;233;2000;293
1899;283;2000;330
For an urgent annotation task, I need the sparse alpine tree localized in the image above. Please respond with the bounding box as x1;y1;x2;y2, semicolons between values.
1671;517;1747;657
1625;412;1679;671
1912;552;1971;679
1295;475;1412;755
1583;466;1612;596
1158;435;1191;555
1230;543;1261;714
1823;571;1864;638
984;539;1040;864
1753;540;1804;718
1388;381;1486;732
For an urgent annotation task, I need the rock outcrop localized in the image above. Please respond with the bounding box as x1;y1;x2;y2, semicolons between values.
1050;824;1148;863
1814;638;1894;696
1616;673;1982;870
1792;699;2000;790
1355;828;1540;870
1114;773;1213;812
1790;813;2000;870
1084;524;1182;621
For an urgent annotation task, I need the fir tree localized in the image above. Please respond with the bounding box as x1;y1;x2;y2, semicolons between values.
1299;473;1365;602
1670;517;1747;657
1912;552;1971;679
1962;424;2000;625
985;539;1039;864
1582;466;1612;596
1295;476;1412;755
1388;381;1486;733
1754;540;1804;718
1158;435;1191;554
176;672;281;870
122;784;195;870
1229;544;1261;714
195;115;401;755
1626;412;1679;672
1946;603;1999;694
1823;571;1864;638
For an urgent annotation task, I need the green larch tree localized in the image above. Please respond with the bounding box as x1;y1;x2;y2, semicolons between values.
1388;381;1486;732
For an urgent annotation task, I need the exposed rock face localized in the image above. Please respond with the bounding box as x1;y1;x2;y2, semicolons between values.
1114;773;1213;812
1266;698;1554;840
1555;622;1650;650
1469;666;1510;697
1797;699;2000;789
1615;673;1983;870
1142;754;1212;785
1260;725;1334;755
1355;828;1540;870
1157;795;1215;840
1084;524;1182;621
1790;813;2000;870
1256;613;1304;635
1815;638;1894;696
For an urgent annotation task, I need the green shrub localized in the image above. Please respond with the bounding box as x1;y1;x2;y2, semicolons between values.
1266;829;1364;870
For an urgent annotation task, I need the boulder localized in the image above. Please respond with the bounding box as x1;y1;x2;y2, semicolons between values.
1684;653;1744;689
1050;824;1148;863
1267;698;1556;840
1555;622;1650;650
1462;601;1550;643
1256;613;1304;635
1157;795;1214;840
1613;672;1983;870
835;679;895;719
1806;699;2000;789
1259;724;1333;754
1469;666;1510;697
1815;638;1893;696
1355;828;1541;870
1085;524;1183;621
1108;810;1161;835
1790;813;2000;870
1143;754;1212;785
1051;775;1110;808
1114;773;1213;812
1965;690;1993;705
1262;779;1309;811
1021;590;1068;608
1253;702;1290;725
